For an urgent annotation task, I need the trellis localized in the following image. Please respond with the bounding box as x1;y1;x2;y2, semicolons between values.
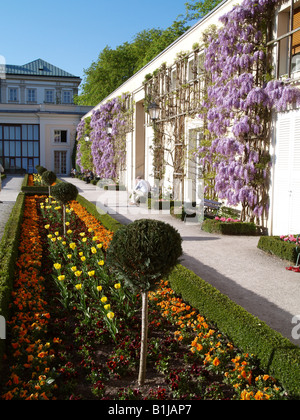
144;48;208;200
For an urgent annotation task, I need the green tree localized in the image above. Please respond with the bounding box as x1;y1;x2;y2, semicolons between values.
183;0;224;20
75;1;222;106
106;219;182;386
41;170;57;202
75;23;189;106
51;182;78;235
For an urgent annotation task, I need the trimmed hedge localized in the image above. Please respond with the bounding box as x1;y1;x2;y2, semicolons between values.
0;192;26;368
168;264;300;398
258;236;298;264
202;218;257;235
103;184;126;191
148;199;183;210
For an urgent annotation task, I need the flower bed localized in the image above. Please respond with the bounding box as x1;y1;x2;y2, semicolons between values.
0;195;290;400
201;217;257;235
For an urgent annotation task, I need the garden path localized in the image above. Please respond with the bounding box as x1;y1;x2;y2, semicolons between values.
0;176;23;241
62;177;300;347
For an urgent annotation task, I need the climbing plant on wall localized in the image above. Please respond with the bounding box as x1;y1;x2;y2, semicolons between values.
198;0;300;224
76;117;92;172
144;48;207;199
76;95;133;179
144;0;300;224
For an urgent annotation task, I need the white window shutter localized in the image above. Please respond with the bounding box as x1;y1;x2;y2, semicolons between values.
273;112;300;235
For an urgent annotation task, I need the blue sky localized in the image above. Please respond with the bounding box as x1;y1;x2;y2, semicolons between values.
1;0;192;82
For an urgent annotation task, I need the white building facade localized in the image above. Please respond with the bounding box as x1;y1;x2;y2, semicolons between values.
0;59;92;175
82;0;300;236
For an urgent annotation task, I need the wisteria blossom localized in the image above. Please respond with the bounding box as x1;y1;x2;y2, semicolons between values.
76;96;130;178
76;119;86;172
198;0;300;221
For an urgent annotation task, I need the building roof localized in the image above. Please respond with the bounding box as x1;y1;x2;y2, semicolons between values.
5;59;80;79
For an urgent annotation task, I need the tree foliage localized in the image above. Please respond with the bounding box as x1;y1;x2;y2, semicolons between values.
75;1;224;106
41;170;57;187
183;0;224;20
106;219;182;292
75;22;189;106
51;182;78;205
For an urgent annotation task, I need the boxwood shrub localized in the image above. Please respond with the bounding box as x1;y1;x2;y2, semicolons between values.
168;264;300;398
258;236;299;264
202;218;257;235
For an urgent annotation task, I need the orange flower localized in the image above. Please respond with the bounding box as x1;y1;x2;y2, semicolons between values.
212;357;220;367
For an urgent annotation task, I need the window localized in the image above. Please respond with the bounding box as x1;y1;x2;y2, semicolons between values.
8;88;18;102
188;59;195;82
170;69;178;90
62;90;72;104
292;7;300;71
45;90;54;103
269;2;300;78
0;124;40;173
54;130;67;143
27;89;36;103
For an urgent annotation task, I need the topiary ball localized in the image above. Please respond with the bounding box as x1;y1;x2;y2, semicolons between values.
106;218;182;292
51;182;78;205
36;165;47;175
42;170;57;186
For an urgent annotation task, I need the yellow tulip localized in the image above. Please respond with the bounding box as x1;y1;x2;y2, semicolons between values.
75;284;82;290
53;263;61;270
107;312;115;320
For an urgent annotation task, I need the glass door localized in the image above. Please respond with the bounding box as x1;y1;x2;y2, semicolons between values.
54;151;67;175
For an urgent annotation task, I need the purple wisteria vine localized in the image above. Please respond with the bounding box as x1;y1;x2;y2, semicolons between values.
199;0;300;223
76;95;132;179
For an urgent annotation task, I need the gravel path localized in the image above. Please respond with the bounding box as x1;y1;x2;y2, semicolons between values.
0;176;23;241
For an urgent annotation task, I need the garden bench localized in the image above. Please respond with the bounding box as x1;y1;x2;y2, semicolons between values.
183;199;222;222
